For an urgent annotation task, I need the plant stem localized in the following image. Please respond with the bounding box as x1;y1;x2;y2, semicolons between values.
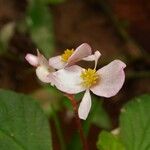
65;94;89;150
51;106;66;150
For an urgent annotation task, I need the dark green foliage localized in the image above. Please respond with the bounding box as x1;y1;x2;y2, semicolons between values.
0;89;52;150
120;94;150;150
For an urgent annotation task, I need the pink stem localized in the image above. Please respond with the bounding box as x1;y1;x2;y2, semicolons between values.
65;94;89;150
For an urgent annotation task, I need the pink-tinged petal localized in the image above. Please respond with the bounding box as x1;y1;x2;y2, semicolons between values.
78;90;91;120
37;50;55;72
49;65;86;94
90;60;126;97
49;55;66;69
83;51;101;61
94;51;101;69
36;66;51;83
25;53;38;67
37;50;49;66
82;55;95;61
66;43;92;67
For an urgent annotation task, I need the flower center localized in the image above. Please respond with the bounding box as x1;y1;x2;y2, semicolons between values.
61;49;74;62
80;68;99;88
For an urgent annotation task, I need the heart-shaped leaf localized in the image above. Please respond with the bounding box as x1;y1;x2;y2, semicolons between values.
120;94;150;150
0;89;52;150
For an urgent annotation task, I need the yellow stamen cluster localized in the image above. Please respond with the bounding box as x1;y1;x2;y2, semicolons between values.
80;68;99;88
61;49;74;62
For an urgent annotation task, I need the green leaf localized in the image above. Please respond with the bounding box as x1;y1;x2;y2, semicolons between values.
26;0;54;57
97;131;125;150
0;89;52;150
120;94;150;150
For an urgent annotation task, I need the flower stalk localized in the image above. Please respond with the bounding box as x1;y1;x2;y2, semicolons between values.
65;94;89;150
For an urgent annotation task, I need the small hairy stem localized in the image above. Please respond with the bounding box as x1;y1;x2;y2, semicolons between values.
65;94;89;150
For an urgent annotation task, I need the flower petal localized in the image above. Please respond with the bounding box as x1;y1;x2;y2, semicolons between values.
83;51;101;61
78;90;91;120
25;54;39;67
49;55;66;69
37;50;49;67
66;43;92;67
36;66;51;83
49;65;85;94
37;50;55;72
90;60;126;97
94;51;101;69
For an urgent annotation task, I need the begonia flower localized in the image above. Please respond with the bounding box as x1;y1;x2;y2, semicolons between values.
49;54;126;120
25;50;55;83
49;43;101;69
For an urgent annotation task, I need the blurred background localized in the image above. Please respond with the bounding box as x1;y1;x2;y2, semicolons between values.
0;0;149;149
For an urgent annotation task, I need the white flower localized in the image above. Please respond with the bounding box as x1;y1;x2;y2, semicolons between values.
49;43;101;69
25;50;55;83
49;53;126;120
